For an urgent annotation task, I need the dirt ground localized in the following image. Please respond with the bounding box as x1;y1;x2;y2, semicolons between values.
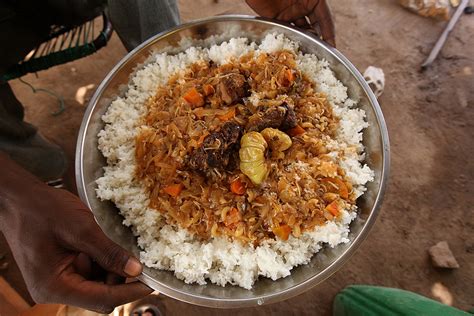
1;0;473;315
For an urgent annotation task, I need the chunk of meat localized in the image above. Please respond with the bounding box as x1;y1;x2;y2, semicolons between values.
280;104;297;130
245;103;297;132
217;73;249;105
188;121;242;172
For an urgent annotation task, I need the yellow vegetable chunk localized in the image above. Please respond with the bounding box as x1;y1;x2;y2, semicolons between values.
261;128;292;152
239;132;268;185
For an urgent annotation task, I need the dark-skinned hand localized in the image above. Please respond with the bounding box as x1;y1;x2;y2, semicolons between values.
0;154;152;313
246;0;336;46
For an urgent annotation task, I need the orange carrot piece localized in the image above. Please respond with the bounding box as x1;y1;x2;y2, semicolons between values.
286;69;295;83
163;183;184;197
230;178;246;195
217;107;236;122
333;178;349;199
287;125;305;137
203;84;215;96
272;225;292;241
325;201;339;216
322;177;349;199
183;88;204;108
224;207;242;226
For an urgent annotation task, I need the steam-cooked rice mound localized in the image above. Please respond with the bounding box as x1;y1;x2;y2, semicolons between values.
96;34;374;289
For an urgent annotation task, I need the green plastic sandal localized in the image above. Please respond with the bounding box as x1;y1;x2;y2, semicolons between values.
334;285;471;316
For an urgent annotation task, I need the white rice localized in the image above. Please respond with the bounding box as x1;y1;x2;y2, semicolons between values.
96;34;374;289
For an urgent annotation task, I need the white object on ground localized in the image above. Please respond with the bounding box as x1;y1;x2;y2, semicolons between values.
364;66;385;98
431;282;454;306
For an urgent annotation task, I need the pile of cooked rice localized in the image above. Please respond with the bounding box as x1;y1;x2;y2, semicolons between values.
96;34;374;289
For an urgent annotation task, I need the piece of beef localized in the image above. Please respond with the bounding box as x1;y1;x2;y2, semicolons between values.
245;103;297;132
280;104;297;130
188;121;242;172
218;73;249;105
246;106;286;132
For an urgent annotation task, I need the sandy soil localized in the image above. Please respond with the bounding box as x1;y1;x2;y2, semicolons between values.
1;0;473;315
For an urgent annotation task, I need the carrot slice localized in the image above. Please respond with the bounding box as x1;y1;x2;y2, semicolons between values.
183;88;204;108
217;107;236;122
230;178;246;195
163;183;184;197
272;225;292;241
287;125;305;136
203;84;215;96
325;200;339;216
333;178;349;199
322;177;349;199
286;69;295;83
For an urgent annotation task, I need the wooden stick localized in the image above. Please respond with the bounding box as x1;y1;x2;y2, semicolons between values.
421;0;469;69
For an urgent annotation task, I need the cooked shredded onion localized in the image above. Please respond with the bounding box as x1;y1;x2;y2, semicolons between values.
135;50;355;245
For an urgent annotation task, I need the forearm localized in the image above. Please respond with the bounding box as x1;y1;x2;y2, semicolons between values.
0;151;43;227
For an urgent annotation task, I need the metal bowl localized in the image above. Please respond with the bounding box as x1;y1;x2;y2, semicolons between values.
76;15;390;308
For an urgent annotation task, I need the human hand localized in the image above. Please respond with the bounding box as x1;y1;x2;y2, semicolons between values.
0;156;152;313
245;0;336;47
